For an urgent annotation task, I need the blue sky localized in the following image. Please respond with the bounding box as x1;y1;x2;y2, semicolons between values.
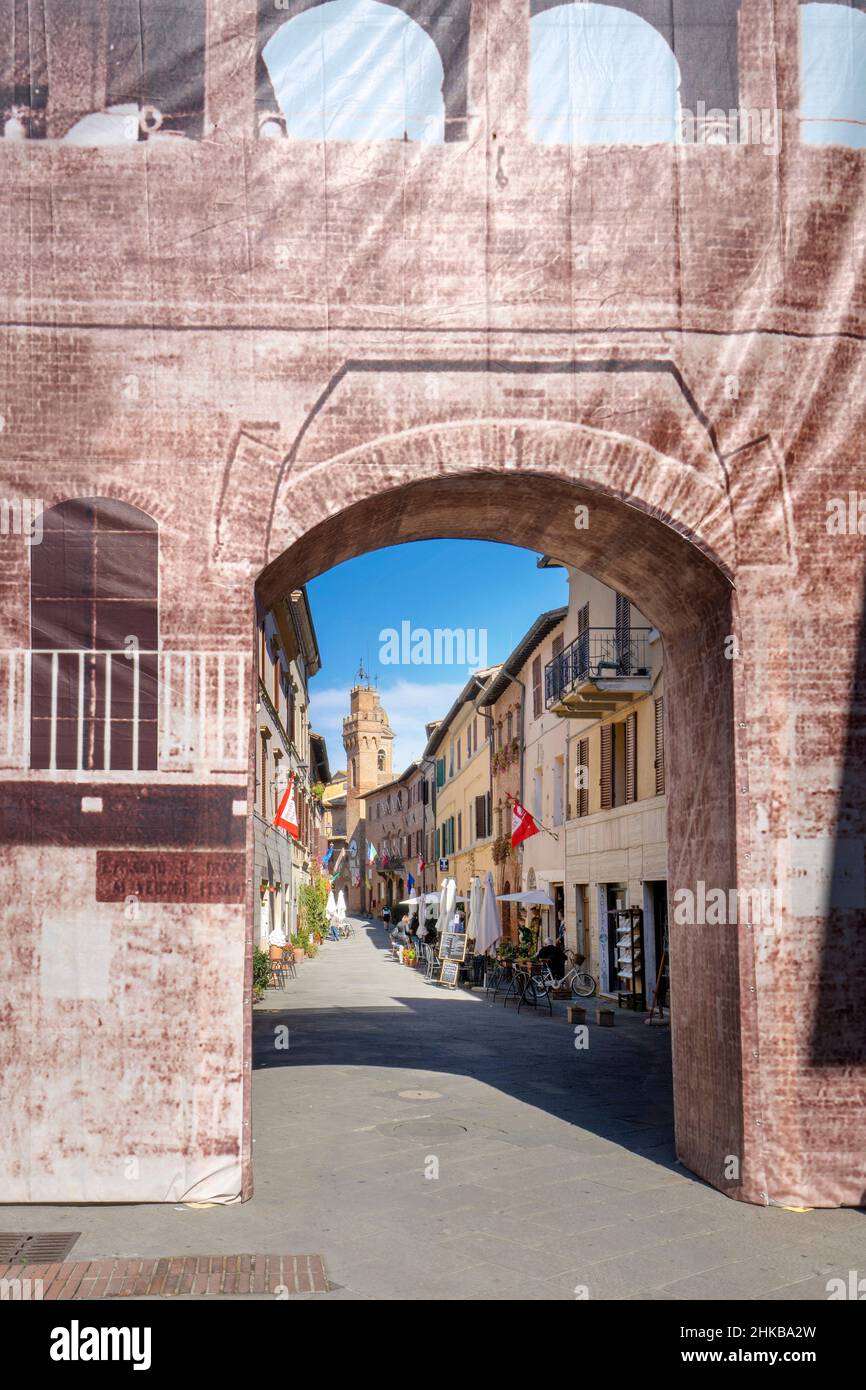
307;540;568;776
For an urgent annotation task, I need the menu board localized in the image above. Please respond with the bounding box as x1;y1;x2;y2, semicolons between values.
439;959;460;988
438;931;468;963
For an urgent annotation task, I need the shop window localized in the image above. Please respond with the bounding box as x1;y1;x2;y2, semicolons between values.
800;2;866;147
257;0;468;143
30;499;158;771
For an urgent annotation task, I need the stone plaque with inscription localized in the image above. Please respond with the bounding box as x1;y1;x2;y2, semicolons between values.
96;851;246;904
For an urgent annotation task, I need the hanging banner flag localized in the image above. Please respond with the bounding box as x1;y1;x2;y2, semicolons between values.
329;846;346;882
274;773;300;840
322;844;334;866
418;858;425;875
407;873;415;895
511;798;539;849
367;841;378;864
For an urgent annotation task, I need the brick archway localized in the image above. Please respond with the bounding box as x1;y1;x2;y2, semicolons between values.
256;433;770;1201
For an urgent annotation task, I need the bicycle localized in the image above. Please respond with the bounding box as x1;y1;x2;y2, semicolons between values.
530;951;597;1001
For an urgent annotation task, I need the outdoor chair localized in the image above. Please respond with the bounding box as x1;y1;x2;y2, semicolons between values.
268;948;295;990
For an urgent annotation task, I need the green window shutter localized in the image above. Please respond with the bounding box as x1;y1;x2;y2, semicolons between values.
436;757;445;788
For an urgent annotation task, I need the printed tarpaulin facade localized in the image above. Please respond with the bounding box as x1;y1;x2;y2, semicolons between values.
0;1;865;1208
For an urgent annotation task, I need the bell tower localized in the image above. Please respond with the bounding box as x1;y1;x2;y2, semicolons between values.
342;664;394;912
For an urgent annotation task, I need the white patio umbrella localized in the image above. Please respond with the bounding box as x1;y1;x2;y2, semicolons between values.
495;889;555;906
434;878;456;936
325;889;337;920
466;876;483;940
335;889;347;922
475;871;502;956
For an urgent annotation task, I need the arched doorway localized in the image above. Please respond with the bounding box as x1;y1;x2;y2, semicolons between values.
255;448;753;1200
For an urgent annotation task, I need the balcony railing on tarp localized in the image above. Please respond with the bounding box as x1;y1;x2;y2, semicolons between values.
545;628;652;707
0;649;248;774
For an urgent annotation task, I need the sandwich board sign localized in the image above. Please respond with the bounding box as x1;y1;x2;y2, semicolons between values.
438;931;467;963
439;959;460;989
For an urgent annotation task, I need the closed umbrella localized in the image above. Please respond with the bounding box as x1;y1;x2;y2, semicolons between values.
475;871;502;957
466;875;483;941
335;889;347;922
325;889;337;921
434;878;456;937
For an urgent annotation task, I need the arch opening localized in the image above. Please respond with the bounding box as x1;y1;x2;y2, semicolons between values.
255;464;750;1201
260;0;446;143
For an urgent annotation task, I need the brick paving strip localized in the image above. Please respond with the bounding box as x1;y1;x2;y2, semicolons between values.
0;1255;329;1298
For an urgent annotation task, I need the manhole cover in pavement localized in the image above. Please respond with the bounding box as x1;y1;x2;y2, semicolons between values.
0;1232;80;1263
378;1120;468;1141
397;1089;443;1101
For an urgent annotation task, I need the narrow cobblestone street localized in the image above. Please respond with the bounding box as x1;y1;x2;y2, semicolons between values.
250;920;866;1300
7;917;865;1302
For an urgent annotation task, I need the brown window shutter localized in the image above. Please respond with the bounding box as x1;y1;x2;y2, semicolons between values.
600;724;613;810
579;736;589;818
616;594;631;674
625;710;637;803
552;632;564;659
654;695;665;795
578;603;588;637
532;656;542;718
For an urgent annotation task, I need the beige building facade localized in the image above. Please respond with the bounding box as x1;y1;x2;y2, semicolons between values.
544;565;666;1005
479;608;567;945
425;671;497;899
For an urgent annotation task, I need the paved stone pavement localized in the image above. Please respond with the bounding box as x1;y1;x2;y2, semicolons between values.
5;918;866;1300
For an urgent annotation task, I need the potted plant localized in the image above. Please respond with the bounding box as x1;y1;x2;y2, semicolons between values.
253;947;271;1002
404;949;417;968
291;929;309;964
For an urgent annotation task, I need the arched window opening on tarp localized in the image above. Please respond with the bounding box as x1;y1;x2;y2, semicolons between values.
800;2;866;148
530;2;682;144
259;0;446;143
29;499;159;771
60;0;206;145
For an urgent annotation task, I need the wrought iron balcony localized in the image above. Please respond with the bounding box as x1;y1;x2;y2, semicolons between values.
545;628;653;717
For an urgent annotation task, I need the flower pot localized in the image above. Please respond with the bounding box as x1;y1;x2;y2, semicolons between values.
292;948;305;964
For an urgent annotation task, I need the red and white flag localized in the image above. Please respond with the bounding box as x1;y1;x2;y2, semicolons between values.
274;773;300;840
511;798;539;849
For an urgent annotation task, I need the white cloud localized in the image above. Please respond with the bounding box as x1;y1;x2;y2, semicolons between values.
309;678;465;776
